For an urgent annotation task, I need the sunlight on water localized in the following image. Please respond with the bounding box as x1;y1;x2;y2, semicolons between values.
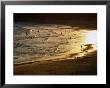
70;30;97;53
85;30;97;44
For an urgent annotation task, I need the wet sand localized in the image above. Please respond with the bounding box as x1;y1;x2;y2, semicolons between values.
14;50;97;75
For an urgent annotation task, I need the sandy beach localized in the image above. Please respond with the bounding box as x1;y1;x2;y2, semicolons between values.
14;50;97;75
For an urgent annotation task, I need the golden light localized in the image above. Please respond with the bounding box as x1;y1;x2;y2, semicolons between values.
85;30;97;44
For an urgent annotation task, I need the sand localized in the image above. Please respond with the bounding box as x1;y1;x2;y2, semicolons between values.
14;50;97;75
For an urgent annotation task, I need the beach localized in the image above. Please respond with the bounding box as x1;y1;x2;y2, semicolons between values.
14;50;97;75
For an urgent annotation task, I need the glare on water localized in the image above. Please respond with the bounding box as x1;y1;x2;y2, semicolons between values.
85;30;97;44
70;30;97;53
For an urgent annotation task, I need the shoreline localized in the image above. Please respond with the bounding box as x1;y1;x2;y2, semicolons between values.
14;50;97;75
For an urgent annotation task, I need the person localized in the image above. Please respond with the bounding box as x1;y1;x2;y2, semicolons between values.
81;45;82;51
61;32;62;35
70;37;71;39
